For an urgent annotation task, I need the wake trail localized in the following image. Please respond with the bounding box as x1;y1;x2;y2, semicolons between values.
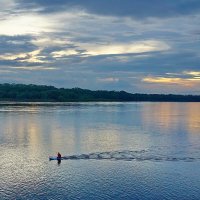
59;150;200;162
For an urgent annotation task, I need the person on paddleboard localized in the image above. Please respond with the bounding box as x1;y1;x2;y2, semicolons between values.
57;152;61;159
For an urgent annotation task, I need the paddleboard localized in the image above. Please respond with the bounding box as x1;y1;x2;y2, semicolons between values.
49;156;64;160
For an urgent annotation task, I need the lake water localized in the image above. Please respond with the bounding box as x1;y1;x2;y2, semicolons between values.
0;102;200;200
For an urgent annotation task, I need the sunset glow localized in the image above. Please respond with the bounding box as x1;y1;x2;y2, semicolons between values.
0;0;199;94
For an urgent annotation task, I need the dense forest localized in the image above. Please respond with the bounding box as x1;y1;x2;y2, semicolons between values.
0;83;199;102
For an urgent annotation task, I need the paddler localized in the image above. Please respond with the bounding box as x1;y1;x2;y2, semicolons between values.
57;152;61;159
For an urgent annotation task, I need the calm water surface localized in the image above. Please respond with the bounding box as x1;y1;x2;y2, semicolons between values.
0;102;200;199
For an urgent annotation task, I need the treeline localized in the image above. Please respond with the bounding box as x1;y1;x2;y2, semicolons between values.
0;83;199;102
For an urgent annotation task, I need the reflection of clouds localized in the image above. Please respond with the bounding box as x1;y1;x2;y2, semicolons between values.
141;103;200;135
0;113;47;192
80;125;121;152
28;118;42;153
0;102;200;191
60;109;122;153
1;112;27;144
0;106;45;150
50;126;77;154
185;103;200;135
142;103;180;131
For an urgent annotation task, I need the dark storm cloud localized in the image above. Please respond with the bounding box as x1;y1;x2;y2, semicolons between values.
18;0;200;18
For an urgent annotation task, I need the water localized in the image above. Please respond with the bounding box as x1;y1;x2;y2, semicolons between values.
0;102;200;200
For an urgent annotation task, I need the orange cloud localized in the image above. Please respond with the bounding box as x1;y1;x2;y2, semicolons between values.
142;76;200;87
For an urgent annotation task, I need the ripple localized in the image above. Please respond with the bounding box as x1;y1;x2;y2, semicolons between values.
49;150;200;162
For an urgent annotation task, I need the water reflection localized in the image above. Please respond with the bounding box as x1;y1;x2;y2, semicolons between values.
0;103;200;200
141;103;200;135
1;103;199;156
57;159;61;165
185;103;200;135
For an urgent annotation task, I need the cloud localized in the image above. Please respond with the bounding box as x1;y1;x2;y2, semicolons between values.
0;0;15;8
51;49;80;58
79;40;170;56
0;0;199;94
0;35;36;54
10;66;58;71
0;13;52;35
17;0;200;18
183;71;200;76
48;40;170;58
97;77;119;83
142;70;200;87
0;49;48;64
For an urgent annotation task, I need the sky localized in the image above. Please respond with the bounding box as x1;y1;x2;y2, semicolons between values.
0;0;200;94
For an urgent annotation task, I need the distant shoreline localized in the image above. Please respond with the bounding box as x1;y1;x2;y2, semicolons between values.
0;83;199;102
0;102;200;106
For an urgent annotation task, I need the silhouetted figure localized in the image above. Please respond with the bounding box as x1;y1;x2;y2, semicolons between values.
57;152;61;160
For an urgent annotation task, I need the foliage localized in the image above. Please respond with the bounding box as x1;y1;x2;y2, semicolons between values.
0;83;199;102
